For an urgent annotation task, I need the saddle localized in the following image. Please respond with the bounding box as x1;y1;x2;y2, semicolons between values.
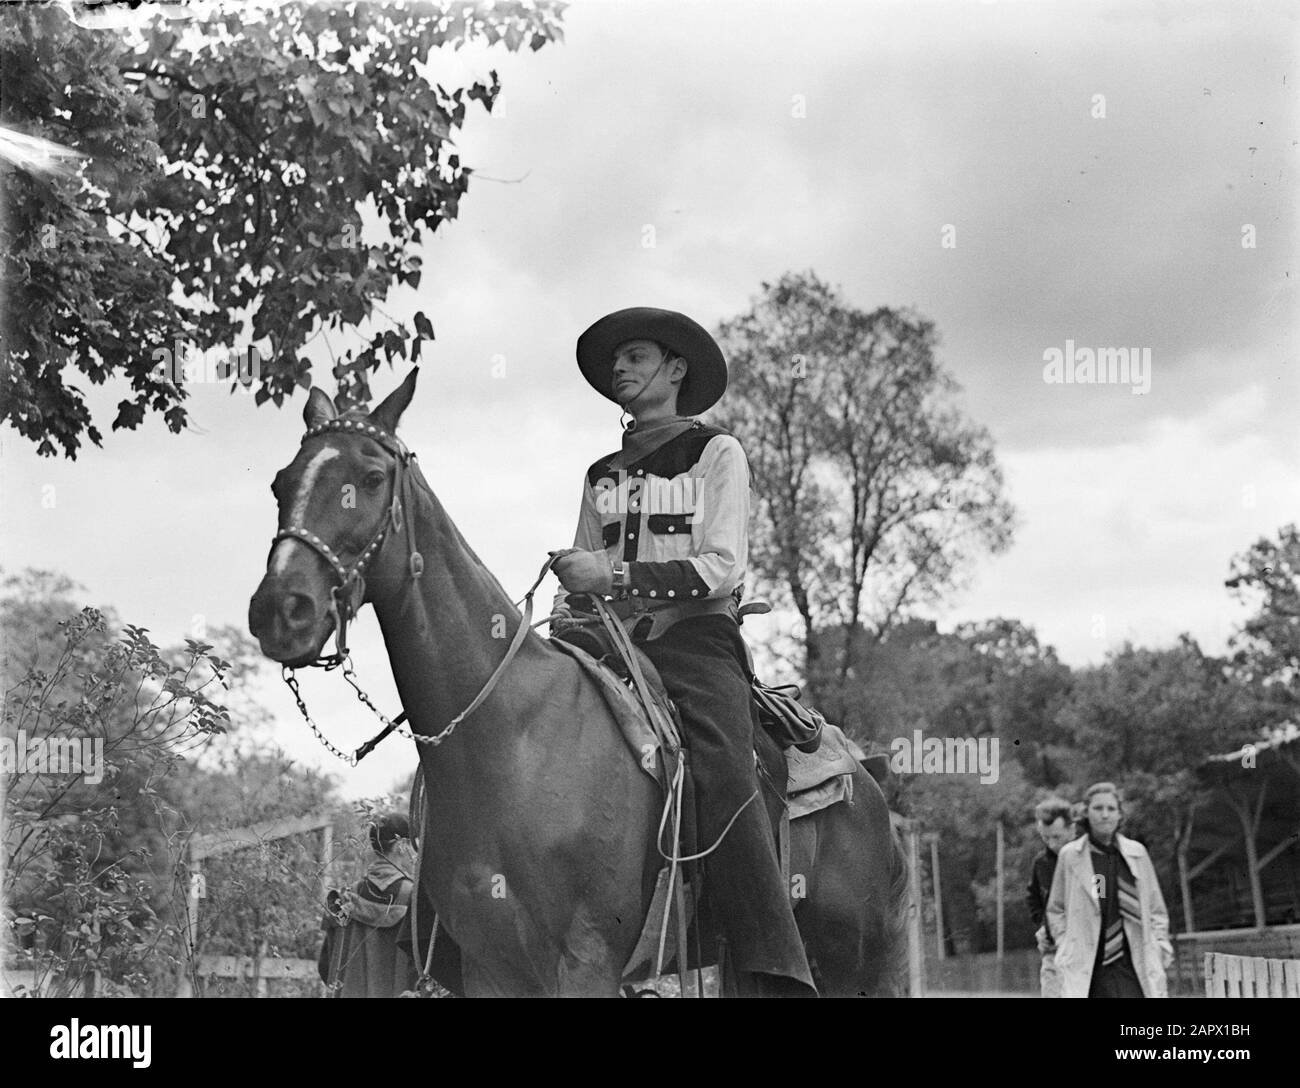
556;621;674;709
550;607;888;988
556;593;825;755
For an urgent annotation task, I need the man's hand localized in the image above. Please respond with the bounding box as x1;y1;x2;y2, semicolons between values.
549;601;580;636
552;549;614;595
1035;926;1055;954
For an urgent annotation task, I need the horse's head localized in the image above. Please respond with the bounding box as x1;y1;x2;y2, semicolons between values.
249;369;419;666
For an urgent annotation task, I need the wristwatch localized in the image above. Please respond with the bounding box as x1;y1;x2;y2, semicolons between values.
610;561;627;598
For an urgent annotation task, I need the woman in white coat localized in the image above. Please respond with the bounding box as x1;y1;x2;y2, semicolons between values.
1046;783;1174;997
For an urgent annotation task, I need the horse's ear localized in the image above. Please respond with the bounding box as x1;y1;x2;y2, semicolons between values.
304;387;338;429
369;368;419;435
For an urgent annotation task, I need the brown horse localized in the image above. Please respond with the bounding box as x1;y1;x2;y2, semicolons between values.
249;369;908;996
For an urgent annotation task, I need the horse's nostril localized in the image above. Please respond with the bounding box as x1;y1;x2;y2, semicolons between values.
249;593;271;636
283;593;317;628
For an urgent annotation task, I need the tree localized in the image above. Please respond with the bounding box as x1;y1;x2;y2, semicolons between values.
943;619;1075;788
1;0;566;457
821;613;1075;953
898;756;1038;954
2;575;233;995
713;271;1015;709
1226;523;1300;709
0;568;379;995
833;618;955;747
1058;637;1260;786
1050;635;1271;901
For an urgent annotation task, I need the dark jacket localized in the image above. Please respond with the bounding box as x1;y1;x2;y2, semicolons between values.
318;858;417;998
1026;847;1059;930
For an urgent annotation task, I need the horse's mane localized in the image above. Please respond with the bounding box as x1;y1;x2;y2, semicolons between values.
389;427;533;623
321;401;534;621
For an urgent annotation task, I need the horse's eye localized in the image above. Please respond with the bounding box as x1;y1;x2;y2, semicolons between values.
364;471;386;490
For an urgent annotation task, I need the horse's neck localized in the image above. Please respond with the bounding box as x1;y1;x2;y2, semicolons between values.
372;481;551;769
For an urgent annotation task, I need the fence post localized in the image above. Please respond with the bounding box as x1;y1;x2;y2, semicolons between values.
176;848;203;998
925;832;945;962
995;821;1005;961
1176;808;1196;934
901;819;924;996
254;941;267;999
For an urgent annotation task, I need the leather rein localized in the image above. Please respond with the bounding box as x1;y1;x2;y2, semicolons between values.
273;417;556;765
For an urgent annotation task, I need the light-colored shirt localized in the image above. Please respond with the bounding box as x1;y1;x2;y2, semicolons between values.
554;424;752;610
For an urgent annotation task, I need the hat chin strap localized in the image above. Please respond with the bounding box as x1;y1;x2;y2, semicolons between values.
617;355;674;423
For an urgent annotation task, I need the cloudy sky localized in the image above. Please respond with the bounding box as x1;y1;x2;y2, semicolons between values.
4;0;1297;797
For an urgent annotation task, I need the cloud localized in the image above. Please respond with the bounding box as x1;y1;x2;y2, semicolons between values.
939;380;1300;664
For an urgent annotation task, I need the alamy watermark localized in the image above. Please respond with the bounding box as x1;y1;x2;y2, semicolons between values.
49;1020;151;1068
1;731;105;784
150;341;261;389
1042;340;1151;395
593;471;700;517
889;729;1000;784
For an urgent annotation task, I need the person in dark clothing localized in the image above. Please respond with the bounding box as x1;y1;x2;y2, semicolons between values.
318;813;418;998
1026;796;1075;997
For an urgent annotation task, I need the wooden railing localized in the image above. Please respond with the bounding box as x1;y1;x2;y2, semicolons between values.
1203;952;1300;997
195;953;322;998
1170;924;1300;995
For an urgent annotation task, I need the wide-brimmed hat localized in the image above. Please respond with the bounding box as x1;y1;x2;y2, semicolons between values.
576;307;728;416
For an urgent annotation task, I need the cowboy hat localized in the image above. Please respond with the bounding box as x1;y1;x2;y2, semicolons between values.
576;307;728;416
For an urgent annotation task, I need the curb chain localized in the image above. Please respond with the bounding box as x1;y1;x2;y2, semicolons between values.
283;664;359;766
281;553;558;765
283;655;462;766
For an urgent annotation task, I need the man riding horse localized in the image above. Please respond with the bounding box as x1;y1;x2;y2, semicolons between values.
549;308;817;997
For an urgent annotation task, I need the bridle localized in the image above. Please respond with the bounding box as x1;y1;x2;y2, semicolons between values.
268;415;558;765
269;416;424;668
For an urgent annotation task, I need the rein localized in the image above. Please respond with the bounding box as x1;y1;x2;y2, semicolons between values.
273;416;559;763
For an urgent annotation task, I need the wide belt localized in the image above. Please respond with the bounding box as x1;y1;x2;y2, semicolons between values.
571;593;737;641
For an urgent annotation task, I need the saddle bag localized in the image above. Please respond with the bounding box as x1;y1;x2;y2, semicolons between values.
750;679;825;755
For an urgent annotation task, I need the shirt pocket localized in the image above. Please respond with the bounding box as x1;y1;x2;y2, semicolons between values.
601;522;621;549
646;513;693;537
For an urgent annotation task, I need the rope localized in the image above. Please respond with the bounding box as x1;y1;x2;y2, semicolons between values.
655;760;685;977
657;785;760;865
408;773;440;996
